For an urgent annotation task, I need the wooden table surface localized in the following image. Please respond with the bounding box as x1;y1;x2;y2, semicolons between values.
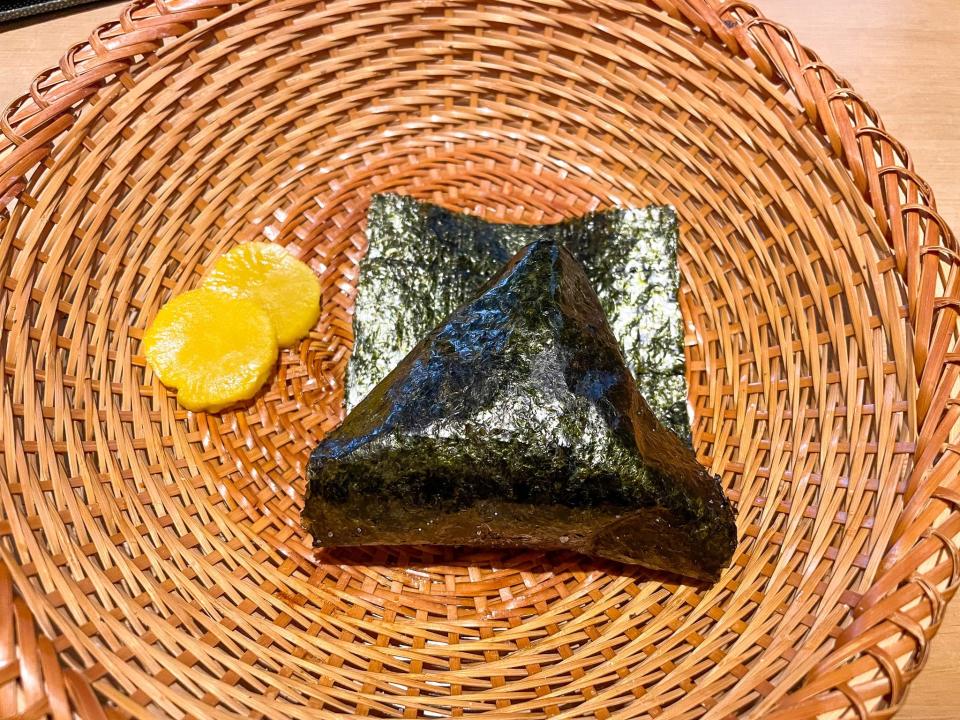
1;1;958;717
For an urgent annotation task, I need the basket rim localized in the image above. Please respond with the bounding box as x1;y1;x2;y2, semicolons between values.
0;1;957;718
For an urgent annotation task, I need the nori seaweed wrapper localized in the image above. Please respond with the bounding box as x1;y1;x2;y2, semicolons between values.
307;240;736;581
349;194;689;440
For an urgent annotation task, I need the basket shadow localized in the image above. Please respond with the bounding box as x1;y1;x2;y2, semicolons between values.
312;543;706;588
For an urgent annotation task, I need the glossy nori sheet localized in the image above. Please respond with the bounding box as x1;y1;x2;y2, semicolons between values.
349;194;689;439
307;240;736;581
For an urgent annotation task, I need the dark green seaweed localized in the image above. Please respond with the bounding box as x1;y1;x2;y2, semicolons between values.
349;194;689;440
307;240;736;581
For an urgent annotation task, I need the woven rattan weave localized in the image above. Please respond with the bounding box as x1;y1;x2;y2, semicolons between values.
1;1;958;718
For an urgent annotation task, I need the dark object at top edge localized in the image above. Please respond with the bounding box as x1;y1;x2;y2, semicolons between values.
0;0;101;24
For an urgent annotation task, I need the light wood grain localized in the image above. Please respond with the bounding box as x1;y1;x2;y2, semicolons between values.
0;2;125;98
0;1;958;718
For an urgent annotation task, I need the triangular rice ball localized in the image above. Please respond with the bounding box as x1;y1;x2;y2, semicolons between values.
305;240;736;580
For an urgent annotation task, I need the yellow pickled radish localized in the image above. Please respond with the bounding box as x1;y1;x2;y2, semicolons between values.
144;288;278;412
203;242;321;347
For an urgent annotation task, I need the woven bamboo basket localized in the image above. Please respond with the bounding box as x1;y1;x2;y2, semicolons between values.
1;0;958;717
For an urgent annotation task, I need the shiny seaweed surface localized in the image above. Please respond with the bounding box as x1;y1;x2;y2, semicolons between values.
308;240;735;581
349;194;689;439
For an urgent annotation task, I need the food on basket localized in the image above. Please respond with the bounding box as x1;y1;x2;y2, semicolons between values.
144;243;319;411
350;193;690;440
204;241;321;348
305;239;736;581
143;288;278;412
